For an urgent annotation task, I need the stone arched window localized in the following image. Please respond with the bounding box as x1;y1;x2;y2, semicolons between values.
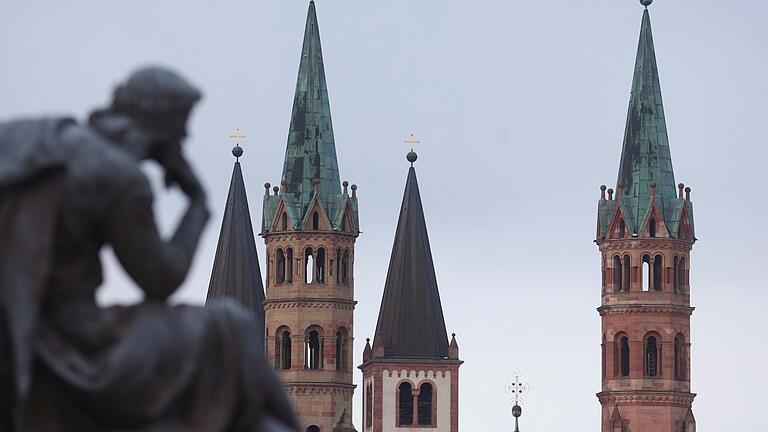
417;383;434;425
653;254;663;291
316;247;326;284
619;219;626;238
306;426;319;432
622;255;630;292
616;335;630;377
678;257;687;293
341;249;350;286
276;248;285;284
645;334;661;377
304;248;314;284
398;382;414;426
336;248;343;285
365;383;373;428
312;211;320;230
305;328;323;370
649;219;657;237
285;248;294;283
281;212;288;230
674;334;686;380
613;256;623;292
335;327;348;371
642;254;651;291
673;256;680;293
276;329;291;370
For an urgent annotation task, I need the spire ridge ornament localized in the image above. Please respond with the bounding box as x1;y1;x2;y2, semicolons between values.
641;0;653;7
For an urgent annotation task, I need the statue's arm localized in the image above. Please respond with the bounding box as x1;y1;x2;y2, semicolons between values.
105;173;208;300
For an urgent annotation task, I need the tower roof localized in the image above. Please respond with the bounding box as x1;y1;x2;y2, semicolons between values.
207;151;266;336
263;1;359;235
372;159;449;359
281;0;341;218
598;3;695;240
618;7;676;215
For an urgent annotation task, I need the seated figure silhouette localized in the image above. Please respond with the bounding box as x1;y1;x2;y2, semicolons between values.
0;67;299;432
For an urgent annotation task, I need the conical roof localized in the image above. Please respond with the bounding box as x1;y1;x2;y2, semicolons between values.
281;0;341;218
207;156;266;337
617;7;676;216
372;163;449;359
597;4;695;240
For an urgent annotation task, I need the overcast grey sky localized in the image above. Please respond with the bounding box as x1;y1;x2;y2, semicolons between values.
2;0;766;430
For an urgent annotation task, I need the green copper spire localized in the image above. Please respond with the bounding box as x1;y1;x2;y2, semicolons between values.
262;1;359;235
618;7;676;209
281;0;341;217
597;4;695;240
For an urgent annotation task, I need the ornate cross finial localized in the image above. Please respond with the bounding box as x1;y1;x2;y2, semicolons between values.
230;129;246;160
230;128;246;146
503;370;532;432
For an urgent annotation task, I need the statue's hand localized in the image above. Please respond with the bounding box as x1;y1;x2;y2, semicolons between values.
164;155;207;205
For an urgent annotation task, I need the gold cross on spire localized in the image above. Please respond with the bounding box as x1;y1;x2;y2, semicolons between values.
229;128;246;146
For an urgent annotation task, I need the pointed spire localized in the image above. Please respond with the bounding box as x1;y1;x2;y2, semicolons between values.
449;333;460;359
207;147;266;341
617;4;677;218
281;0;341;218
372;152;449;359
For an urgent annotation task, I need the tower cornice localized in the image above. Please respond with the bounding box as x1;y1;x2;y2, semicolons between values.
598;304;694;316
597;391;696;407
596;237;693;252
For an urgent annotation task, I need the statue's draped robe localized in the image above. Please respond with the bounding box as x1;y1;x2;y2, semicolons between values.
0;118;297;432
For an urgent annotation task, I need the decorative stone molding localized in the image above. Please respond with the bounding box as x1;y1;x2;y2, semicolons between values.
598;238;692;253
285;383;356;397
598;304;694;316
597;391;696;406
265;299;357;311
264;232;358;244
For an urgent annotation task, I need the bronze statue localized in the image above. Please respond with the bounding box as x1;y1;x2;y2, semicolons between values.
0;67;299;432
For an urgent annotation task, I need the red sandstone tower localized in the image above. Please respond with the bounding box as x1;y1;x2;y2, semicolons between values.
360;148;462;432
261;2;360;431
595;2;697;431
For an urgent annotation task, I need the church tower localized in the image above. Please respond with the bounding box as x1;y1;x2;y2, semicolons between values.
262;2;360;431
595;2;697;431
360;148;462;432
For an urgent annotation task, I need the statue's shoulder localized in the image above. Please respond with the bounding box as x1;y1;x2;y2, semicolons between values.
58;123;150;196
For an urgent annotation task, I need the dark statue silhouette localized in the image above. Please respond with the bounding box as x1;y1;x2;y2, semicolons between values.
0;67;299;432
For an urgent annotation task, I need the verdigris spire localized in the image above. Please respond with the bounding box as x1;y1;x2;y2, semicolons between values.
263;1;359;235
617;5;676;216
207;144;265;340
372;152;449;359
597;2;694;240
282;0;341;217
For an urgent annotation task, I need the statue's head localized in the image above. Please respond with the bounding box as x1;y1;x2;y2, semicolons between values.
109;66;202;161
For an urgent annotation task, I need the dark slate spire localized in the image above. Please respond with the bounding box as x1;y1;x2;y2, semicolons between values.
207;147;266;338
372;155;449;359
281;0;341;218
617;6;676;217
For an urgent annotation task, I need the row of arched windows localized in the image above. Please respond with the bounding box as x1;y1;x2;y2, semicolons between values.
281;211;351;233
274;326;350;372
272;247;351;286
607;333;687;380
610;253;688;293
616;218;659;239
398;382;434;426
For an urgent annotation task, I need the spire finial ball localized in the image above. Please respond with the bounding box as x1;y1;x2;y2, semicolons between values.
640;0;653;6
406;151;418;164
232;146;243;158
